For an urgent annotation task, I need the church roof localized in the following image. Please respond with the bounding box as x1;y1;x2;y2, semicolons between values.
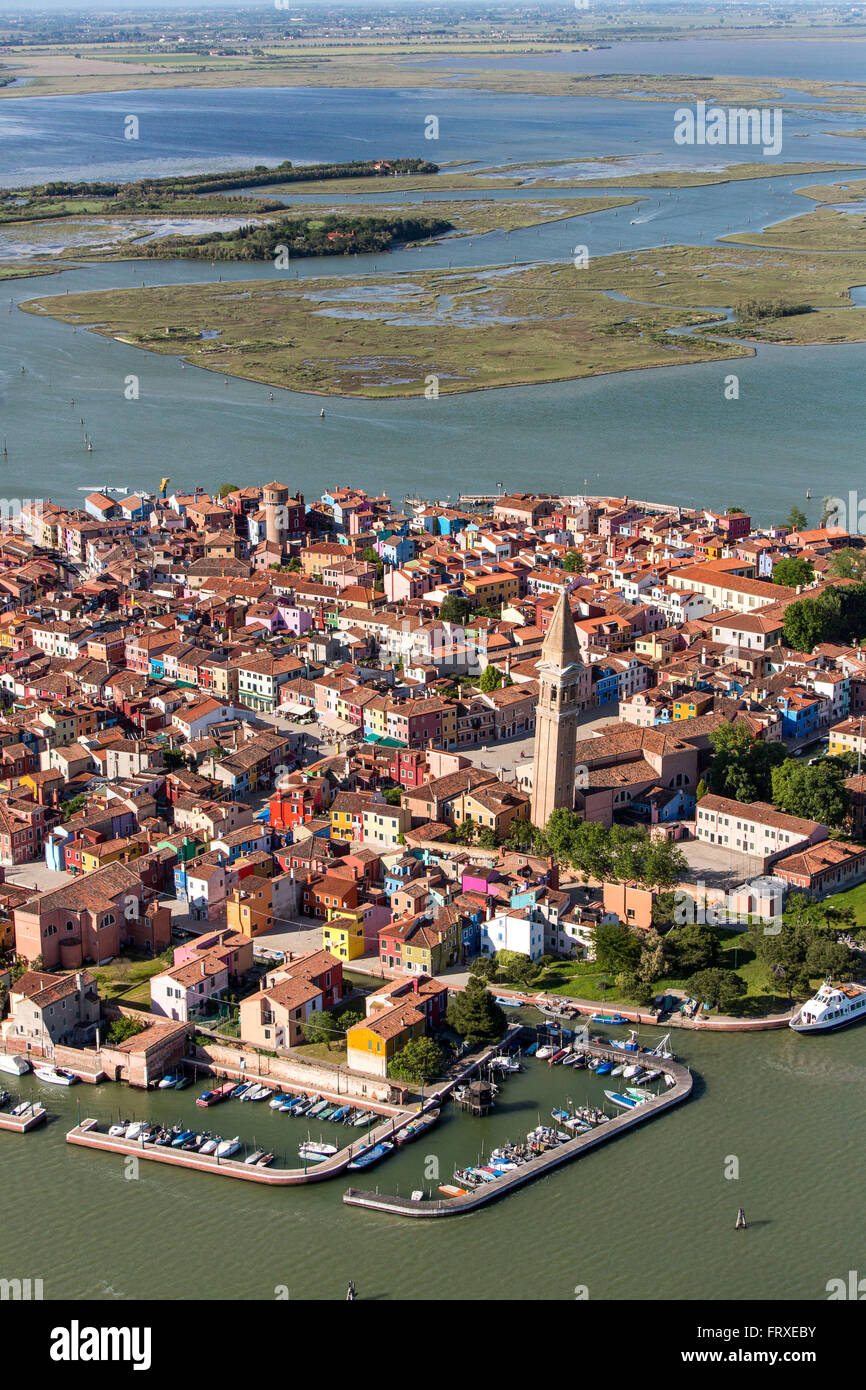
541;591;581;668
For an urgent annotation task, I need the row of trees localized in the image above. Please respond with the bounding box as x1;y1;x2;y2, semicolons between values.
703;724;854;829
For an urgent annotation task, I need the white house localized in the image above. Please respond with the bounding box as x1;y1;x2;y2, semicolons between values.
479;908;545;961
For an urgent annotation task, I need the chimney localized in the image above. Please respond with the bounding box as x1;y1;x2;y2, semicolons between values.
200;961;206;977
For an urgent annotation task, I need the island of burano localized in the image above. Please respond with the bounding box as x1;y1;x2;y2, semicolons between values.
1;0;866;1337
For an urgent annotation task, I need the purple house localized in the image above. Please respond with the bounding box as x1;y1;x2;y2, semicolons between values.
461;866;500;897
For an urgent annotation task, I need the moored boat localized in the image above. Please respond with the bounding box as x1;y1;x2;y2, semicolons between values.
0;1054;30;1077
604;1090;637;1109
591;1013;628;1025
789;980;866;1034
347;1140;394;1171
33;1065;77;1086
299;1141;338;1162
395;1107;440;1146
215;1135;241;1158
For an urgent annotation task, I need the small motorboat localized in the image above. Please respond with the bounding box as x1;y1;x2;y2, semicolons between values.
591;1013;629;1026
623;1063;644;1080
308;1099;330;1117
33;1066;77;1086
395;1107;441;1146
109;1120;131;1137
299;1141;338;1162
347;1140;394;1171
125;1120;148;1140
159;1074;181;1089
257;1152;275;1167
243;1084;271;1102
535;1046;555;1060
11;1101;33;1117
171;1129;196;1148
245;1148;267;1165
199;1135;219;1155
269;1092;291;1109
0;1090;10;1110
173;1076;191;1091
0;1054;30;1076
595;1060;614;1075
215;1135;242;1158
330;1105;351;1123
231;1082;251;1099
438;1183;469;1197
604;1090;638;1109
625;1087;653;1104
494;997;522;1008
352;1110;375;1126
549;1048;569;1065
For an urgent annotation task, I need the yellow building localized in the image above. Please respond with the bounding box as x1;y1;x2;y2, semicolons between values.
673;692;714;720
345;1001;426;1078
322;910;365;961
462;570;522;609
829;718;866;758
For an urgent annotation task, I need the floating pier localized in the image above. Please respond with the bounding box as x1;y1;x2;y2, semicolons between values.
0;1103;47;1134
343;1043;693;1218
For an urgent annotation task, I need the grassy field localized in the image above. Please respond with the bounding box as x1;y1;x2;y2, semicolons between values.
724;205;866;254
89;950;173;1008
25;238;866;396
817;880;866;924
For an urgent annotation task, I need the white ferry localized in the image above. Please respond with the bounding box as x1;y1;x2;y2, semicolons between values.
789;981;866;1034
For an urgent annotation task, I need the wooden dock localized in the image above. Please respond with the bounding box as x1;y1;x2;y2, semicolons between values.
0;1103;47;1134
343;1043;693;1218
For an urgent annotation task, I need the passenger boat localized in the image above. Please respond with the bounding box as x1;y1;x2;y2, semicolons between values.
789;981;866;1033
0;1054;30;1076
299;1141;338;1162
215;1135;242;1158
33;1066;77;1085
604;1090;637;1109
395;1107;440;1146
348;1140;394;1171
591;1013;628;1025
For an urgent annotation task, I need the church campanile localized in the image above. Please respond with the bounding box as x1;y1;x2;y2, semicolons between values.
530;590;583;828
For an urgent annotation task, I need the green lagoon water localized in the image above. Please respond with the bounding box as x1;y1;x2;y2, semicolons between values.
1;1021;861;1302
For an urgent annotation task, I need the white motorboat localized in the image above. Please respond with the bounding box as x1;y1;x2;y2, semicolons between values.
299;1141;338;1162
125;1121;147;1140
0;1054;30;1076
215;1135;242;1158
535;1046;555;1060
33;1065;77;1086
789;981;866;1033
109;1121;131;1137
199;1136;219;1155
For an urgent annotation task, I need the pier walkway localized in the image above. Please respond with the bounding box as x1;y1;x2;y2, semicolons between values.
0;1103;47;1134
343;1041;693;1218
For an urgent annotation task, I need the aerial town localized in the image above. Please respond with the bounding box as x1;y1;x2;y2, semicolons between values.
0;477;865;1215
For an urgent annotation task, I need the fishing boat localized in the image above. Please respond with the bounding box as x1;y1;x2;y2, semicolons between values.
789;980;866;1033
610;1031;639;1052
0;1054;30;1076
590;1013;628;1025
33;1065;77;1086
348;1140;394;1171
604;1090;637;1109
215;1135;242;1158
245;1148;267;1165
396;1107;441;1146
299;1141;338;1162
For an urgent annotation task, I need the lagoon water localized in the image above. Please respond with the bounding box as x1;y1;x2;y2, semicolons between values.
1;1019;863;1302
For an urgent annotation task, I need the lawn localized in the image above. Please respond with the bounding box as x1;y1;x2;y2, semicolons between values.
89;950;172;1008
817;880;866;925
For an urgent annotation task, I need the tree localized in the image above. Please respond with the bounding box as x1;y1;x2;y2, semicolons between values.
453;815;476;845
593;921;642;975
300;1009;340;1048
337;1007;364;1031
783;582;866;651
478;665;503;692
562;550;584;574
476;827;498;849
705;722;787;803
651;890;679;929
61;793;88;822
216;482;240;498
772;557;814;588
469;955;496;981
446;977;507;1045
771;759;851;830
383;786;403;805
106;1017;146;1045
388;1036;445;1085
687;968;747;1012
664;922;720;975
784;506;808;532
495;950;538;987
828;547;866;581
439;594;471;624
